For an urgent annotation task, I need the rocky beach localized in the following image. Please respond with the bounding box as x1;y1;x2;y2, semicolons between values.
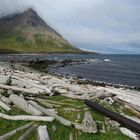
0;60;139;140
0;1;140;139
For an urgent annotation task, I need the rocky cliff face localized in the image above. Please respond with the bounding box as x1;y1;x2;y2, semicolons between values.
0;8;81;53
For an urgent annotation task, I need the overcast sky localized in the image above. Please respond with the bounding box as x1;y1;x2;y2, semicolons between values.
0;0;140;54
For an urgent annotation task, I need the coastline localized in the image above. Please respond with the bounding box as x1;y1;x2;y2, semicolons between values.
0;60;140;139
28;59;140;90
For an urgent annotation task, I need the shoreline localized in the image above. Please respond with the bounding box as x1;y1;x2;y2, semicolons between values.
0;61;140;139
0;51;97;55
28;59;140;90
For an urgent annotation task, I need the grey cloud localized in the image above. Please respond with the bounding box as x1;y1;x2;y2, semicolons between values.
0;0;140;54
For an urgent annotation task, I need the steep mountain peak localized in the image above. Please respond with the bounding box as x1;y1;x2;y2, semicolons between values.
21;8;47;27
0;8;82;54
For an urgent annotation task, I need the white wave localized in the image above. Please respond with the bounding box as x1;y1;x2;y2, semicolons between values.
87;59;99;62
104;59;111;62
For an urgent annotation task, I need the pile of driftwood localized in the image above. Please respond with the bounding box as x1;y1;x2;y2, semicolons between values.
0;93;98;139
0;64;140;140
0;65;98;139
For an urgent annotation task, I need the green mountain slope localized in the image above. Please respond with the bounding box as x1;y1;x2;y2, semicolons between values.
0;9;81;54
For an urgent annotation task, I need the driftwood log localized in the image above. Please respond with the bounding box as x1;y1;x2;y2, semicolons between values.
10;94;42;115
120;127;139;140
0;75;11;84
0;95;12;105
0;122;33;140
85;100;140;134
0;100;11;111
123;115;140;124
114;97;140;112
37;125;50;140
124;105;140;118
99;87;140;108
0;84;42;95
29;101;73;126
18;125;37;140
12;76;50;90
0;113;54;122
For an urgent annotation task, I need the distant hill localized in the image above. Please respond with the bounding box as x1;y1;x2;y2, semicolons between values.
0;8;82;54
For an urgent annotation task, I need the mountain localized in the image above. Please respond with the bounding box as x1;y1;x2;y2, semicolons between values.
0;8;82;54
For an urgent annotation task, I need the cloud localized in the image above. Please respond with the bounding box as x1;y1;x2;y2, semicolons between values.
0;0;140;54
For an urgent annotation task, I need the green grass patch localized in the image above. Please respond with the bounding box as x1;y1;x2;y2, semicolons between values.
0;95;133;139
0;30;81;54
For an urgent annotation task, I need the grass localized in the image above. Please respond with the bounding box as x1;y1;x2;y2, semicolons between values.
0;96;133;140
0;30;82;54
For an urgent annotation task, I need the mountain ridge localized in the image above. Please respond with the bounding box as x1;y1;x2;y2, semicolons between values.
0;8;83;54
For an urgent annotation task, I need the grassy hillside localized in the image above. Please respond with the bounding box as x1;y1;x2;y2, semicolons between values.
0;9;82;54
0;30;81;54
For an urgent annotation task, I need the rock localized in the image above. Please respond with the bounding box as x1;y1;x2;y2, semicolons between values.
104;97;114;105
108;120;120;129
75;111;97;133
105;118;120;131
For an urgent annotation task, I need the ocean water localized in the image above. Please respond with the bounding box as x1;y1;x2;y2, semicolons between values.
51;54;140;87
0;54;140;87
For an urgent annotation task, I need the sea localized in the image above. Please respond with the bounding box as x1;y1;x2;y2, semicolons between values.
0;54;140;87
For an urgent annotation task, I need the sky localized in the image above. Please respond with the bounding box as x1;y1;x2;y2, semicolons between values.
0;0;140;54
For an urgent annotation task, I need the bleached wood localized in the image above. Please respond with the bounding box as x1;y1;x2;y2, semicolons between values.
0;113;54;122
10;94;42;115
0;122;33;140
0;75;10;84
37;125;50;140
120;127;139;140
0;84;43;95
114;97;140;112
0;99;11;111
29;100;72;126
115;94;140;108
0;95;12;105
97;87;140;107
11;76;51;94
18;125;37;140
124;105;140;118
123;114;140;124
